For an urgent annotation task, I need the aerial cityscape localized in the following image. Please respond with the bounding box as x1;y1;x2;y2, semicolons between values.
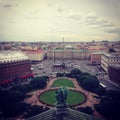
0;0;120;120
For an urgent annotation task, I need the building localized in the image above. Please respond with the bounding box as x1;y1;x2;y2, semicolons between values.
23;50;46;62
108;66;120;86
0;51;33;86
101;53;120;73
28;107;102;120
90;52;104;65
88;45;108;52
47;49;90;61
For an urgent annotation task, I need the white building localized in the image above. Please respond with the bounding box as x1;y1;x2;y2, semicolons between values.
101;53;120;73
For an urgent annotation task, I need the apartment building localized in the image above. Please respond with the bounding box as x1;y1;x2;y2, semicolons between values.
0;51;33;86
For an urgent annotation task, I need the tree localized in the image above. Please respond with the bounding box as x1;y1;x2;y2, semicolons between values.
76;106;94;115
25;84;34;91
30;77;47;89
56;73;64;77
10;85;28;94
109;48;115;53
2;103;30;118
0;90;25;103
105;90;120;101
24;105;44;118
94;90;120;120
94;85;106;96
76;74;90;83
80;72;90;76
94;101;120;120
70;68;81;78
80;75;99;91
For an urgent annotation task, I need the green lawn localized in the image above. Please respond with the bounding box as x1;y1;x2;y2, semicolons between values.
51;78;75;88
39;89;86;106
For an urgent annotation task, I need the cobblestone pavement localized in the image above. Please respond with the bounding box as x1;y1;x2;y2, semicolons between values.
24;77;104;119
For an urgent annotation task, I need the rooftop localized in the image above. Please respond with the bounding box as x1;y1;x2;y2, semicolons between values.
27;108;103;120
0;50;29;63
104;53;120;58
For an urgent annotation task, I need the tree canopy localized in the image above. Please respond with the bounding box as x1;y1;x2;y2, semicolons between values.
10;84;28;94
30;76;48;89
94;90;120;120
80;75;99;91
70;68;81;78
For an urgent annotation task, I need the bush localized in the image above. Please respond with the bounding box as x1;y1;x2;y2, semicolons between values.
76;106;94;115
2;103;30;118
56;73;64;77
80;75;99;91
30;77;47;89
0;90;25;103
24;105;44;118
80;72;90;76
94;101;120;120
94;90;120;120
10;85;28;94
94;85;106;96
76;74;90;83
70;68;81;78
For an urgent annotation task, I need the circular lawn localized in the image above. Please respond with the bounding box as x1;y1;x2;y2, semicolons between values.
39;89;86;107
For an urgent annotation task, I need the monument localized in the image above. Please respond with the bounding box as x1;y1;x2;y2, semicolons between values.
55;86;69;108
55;86;69;119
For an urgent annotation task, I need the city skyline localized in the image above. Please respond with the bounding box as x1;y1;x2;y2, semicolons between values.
0;0;120;42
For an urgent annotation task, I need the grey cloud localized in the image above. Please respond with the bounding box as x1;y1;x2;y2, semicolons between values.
85;16;98;20
48;2;52;7
68;15;81;20
2;3;17;8
67;13;82;20
57;8;64;13
101;23;114;27
9;21;15;23
85;16;115;28
105;28;120;34
3;4;12;8
25;16;41;20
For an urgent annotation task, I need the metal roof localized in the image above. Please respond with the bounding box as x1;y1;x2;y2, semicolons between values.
0;50;29;63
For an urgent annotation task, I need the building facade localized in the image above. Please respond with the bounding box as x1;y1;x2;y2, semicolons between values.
47;49;90;61
90;52;104;65
101;53;120;73
0;51;33;86
108;66;120;86
23;50;46;62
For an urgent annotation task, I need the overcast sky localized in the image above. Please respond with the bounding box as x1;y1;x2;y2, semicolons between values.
0;0;120;42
